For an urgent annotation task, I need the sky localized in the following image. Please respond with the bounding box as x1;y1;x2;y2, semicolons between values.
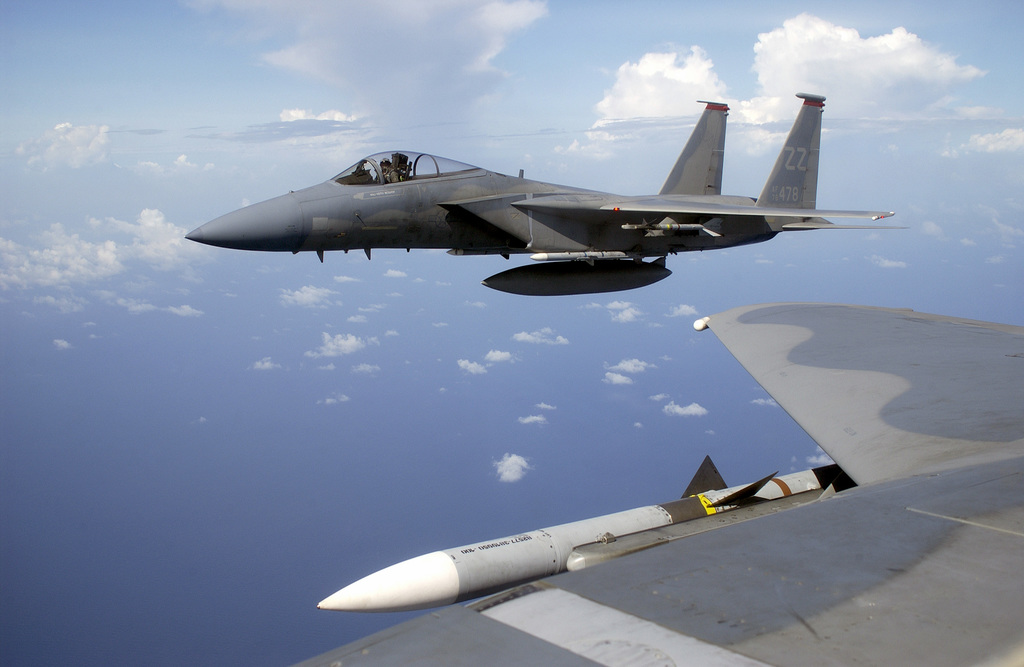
2;1;1022;664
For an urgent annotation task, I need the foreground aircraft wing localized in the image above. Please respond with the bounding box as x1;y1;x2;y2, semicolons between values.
297;304;1024;667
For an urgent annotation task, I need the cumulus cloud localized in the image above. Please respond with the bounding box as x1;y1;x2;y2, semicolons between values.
352;363;380;374
484;349;513;363
53;339;72;350
596;47;729;121
603;301;644;323
305;332;367;357
494;452;532;482
512;327;569;345
649;393;669;402
279;285;338;308
457;359;487;374
333;275;361;283
663;401;708;417
667;304;698;318
746;14;984;121
251;357;281;370
603;372;633;385
961;128;1024;153
17;122;110;169
167;304;204;317
383;269;407;278
0;227;122;290
586;12;988;156
606;358;654;373
535;402;556;410
318;392;351;405
751;398;779;407
806;447;835;466
518;414;547;425
868;254;908;269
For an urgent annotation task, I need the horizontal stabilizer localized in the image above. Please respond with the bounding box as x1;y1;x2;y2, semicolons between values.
602;199;895;221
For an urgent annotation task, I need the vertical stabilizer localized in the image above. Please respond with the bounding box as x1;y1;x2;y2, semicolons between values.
756;93;824;209
659;102;729;196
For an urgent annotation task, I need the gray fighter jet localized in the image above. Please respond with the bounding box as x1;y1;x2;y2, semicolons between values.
186;94;895;296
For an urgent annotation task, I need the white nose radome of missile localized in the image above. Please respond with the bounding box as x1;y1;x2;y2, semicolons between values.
317;551;459;612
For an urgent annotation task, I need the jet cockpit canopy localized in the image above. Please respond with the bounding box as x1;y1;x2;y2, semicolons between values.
333;151;479;186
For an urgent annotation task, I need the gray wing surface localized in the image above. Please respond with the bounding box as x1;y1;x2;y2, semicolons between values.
297;304;1024;667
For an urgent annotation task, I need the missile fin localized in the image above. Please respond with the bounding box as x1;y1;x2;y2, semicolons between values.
711;471;779;507
682;455;727;498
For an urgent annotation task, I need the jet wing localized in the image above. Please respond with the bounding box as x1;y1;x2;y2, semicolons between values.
296;304;1024;667
602;198;895;221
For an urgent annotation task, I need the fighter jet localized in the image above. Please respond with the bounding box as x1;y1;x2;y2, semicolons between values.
186;94;895;296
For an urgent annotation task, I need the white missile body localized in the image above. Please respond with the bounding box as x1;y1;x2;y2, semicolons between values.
318;505;676;612
318;467;835;613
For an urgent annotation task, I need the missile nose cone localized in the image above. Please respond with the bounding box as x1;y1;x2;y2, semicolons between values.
317;551;460;613
186;194;305;251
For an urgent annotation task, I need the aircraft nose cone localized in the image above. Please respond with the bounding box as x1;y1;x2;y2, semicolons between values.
186;194;305;251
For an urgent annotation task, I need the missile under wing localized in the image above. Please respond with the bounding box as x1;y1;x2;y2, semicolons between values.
295;304;1024;666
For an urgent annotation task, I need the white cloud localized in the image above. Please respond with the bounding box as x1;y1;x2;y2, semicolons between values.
751;398;779;407
333;275;361;283
649;393;669;402
606;358;654;373
115;297;158;314
806;448;835;466
383;269;407;278
748;14;985;121
251;357;281;371
604;301;643;323
588;12;987;151
279;285;338;308
663;401;708;417
493;452;532;483
347;315;367;323
484;349;513;363
595;48;728;121
457;359;487;374
0;226;122;290
962;128;1024;153
667;304;698;318
280;108;357;122
305;332;366;357
385;329;399;336
603;372;633;385
352;363;380;374
518;414;547;425
167;304;203;317
318;392;351;405
868;254;908;269
512;327;569;345
535;402;556;410
219;0;546;126
17;122;110;169
53;339;72;350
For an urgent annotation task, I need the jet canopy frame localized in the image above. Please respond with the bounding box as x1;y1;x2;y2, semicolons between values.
333;151;479;186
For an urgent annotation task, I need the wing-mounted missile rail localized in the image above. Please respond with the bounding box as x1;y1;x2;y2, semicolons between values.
317;458;852;613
